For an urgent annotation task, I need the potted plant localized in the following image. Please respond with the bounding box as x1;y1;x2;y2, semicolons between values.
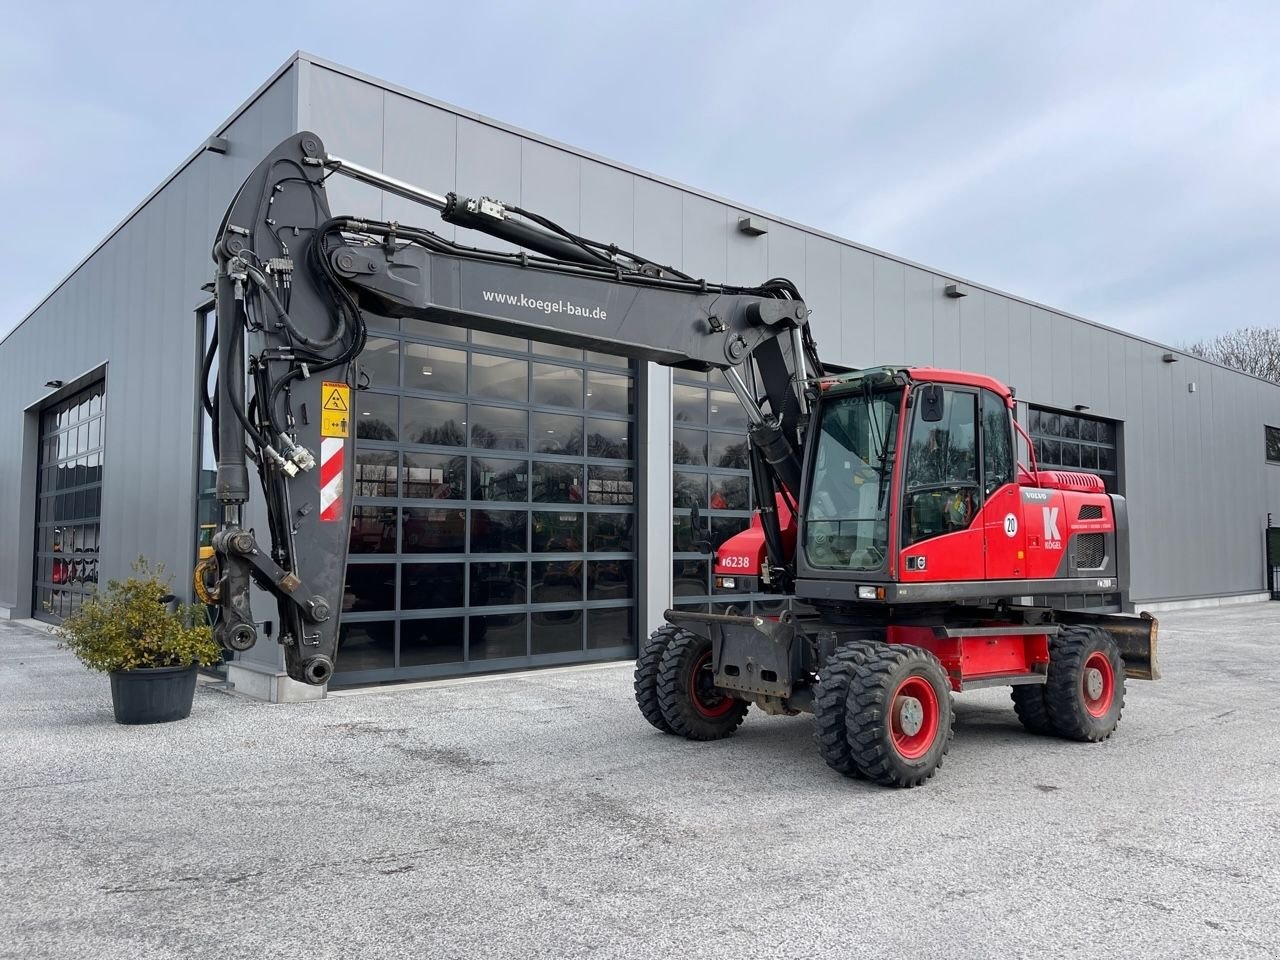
54;559;221;725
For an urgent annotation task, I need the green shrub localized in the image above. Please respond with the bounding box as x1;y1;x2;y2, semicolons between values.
54;559;220;673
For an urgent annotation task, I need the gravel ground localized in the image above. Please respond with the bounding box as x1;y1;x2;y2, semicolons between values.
2;603;1278;959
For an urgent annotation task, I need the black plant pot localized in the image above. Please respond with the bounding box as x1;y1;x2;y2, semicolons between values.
108;663;199;725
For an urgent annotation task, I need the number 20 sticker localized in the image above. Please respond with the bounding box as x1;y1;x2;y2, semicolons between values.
1003;514;1018;538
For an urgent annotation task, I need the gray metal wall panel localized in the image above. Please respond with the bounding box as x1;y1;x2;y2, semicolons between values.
803;237;843;363
0;68;297;614
580;160;634;249
680;193;729;282
382;93;458;237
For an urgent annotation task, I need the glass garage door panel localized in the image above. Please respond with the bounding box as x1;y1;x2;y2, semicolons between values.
334;321;637;684
33;382;106;624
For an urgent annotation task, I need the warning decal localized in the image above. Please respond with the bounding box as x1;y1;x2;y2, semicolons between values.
321;381;350;438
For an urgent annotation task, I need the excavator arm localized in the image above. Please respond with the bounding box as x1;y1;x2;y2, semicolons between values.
207;131;822;684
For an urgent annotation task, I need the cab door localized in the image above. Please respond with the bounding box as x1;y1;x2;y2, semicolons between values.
898;386;985;581
979;389;1026;580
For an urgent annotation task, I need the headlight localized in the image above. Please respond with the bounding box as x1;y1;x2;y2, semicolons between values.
857;585;885;600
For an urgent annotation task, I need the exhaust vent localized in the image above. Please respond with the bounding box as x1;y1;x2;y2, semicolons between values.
1078;505;1104;520
1075;533;1107;569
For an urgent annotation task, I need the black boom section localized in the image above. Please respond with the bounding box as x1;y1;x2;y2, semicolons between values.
209;131;815;683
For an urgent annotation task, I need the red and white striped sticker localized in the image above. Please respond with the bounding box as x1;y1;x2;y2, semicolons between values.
319;437;344;522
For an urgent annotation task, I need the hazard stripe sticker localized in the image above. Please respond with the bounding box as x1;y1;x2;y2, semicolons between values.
319;437;344;522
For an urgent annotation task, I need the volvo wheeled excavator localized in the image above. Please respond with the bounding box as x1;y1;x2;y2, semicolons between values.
202;131;1159;788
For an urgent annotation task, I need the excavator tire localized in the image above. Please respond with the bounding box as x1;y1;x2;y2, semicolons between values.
655;628;748;741
1044;625;1125;742
1010;684;1054;735
845;643;954;788
813;641;877;777
634;625;680;733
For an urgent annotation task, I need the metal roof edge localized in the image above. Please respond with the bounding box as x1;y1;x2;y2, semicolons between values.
0;52;305;350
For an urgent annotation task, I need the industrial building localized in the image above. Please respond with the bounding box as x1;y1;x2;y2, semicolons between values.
2;52;1277;698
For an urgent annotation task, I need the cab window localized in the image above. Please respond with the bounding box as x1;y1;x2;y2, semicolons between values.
902;387;978;547
981;389;1014;494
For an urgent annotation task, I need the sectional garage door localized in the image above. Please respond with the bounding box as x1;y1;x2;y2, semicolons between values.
33;381;106;624
334;316;638;683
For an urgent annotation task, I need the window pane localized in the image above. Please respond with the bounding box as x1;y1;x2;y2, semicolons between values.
470;562;527;606
472;353;528;402
673;514;708;552
343;563;396;612
587;418;631;460
473;331;528;352
471;510;527;552
403;317;465;341
350;506;397;554
709;475;749;510
1078;418;1097;442
534;342;583;361
1060;442;1081;467
405;343;466;394
673;427;707;466
674;384;707;423
673;559;708;597
533;412;583;455
1099;446;1117;472
356;393;397;441
532;364;583;408
337;621;395;672
403;397;467;446
355;450;398;498
401;562;465;610
1079;444;1099;469
532;511;584;551
674;472;707;509
532;612;584;654
472;457;528;502
403;452;466;500
471;405;528;450
533;462;583;503
709;433;750;469
587;371;633;415
588;560;633;600
585;350;626;368
587;465;634;505
707;391;747;430
1061;416;1080;440
588;513;634;552
361;338;399;388
469;613;528;659
403;507;465;553
587;607;633;651
400;616;465;665
532;560;582;604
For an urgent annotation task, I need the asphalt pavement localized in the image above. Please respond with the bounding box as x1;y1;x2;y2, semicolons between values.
2;603;1278;959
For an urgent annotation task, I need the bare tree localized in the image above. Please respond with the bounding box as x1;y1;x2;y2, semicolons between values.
1186;327;1280;383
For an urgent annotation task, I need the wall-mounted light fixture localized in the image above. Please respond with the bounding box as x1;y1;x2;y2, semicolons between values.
737;216;767;237
205;136;230;155
1162;352;1178;363
1074;404;1090;412
944;283;969;298
44;379;63;389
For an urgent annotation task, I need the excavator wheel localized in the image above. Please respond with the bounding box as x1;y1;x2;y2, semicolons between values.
1010;684;1054;735
813;640;877;777
844;643;954;788
655;628;748;741
1044;625;1126;742
634;625;680;734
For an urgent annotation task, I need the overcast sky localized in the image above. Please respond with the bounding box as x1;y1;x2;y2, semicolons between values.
2;1;1276;346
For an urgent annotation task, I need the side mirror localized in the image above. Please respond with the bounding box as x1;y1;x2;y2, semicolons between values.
688;502;713;555
920;384;944;423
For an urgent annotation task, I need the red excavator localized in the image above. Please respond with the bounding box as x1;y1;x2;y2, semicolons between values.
203;132;1158;788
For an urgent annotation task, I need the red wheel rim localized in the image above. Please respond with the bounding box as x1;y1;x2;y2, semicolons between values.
890;675;940;760
689;650;736;719
1082;651;1115;717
